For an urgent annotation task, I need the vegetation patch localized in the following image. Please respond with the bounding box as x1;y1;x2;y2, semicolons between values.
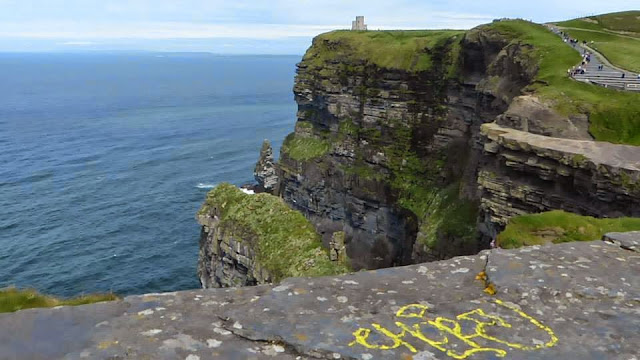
497;210;640;248
200;184;350;282
556;11;640;36
303;30;465;72
0;287;117;313
485;20;640;145
383;120;479;251
281;133;331;161
415;183;479;250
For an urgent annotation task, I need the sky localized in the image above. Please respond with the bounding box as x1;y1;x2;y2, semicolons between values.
0;0;637;54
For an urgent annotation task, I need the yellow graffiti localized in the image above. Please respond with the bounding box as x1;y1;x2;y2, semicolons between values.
348;300;558;359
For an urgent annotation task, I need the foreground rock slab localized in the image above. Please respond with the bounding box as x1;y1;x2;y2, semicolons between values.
1;238;638;360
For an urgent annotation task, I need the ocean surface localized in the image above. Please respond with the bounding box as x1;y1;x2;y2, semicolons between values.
0;53;299;297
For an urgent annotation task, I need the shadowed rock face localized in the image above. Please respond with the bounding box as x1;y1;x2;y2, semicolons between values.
1;235;638;359
496;95;592;140
478;123;640;237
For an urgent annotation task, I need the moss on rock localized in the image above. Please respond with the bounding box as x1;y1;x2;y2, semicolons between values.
199;184;350;282
497;210;640;248
0;288;117;313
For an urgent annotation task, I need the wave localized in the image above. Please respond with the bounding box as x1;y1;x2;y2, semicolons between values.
240;188;255;195
196;183;217;189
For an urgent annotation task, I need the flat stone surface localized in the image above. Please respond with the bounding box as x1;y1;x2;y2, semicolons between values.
482;123;640;171
1;239;638;360
604;231;640;251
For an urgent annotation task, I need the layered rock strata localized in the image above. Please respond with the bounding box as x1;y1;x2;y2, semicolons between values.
197;213;271;288
198;23;640;282
267;25;640;269
479;122;640;237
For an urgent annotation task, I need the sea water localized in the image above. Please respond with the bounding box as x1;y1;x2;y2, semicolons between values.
0;53;298;296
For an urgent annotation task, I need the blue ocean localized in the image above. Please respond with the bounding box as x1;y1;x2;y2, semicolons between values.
0;53;299;297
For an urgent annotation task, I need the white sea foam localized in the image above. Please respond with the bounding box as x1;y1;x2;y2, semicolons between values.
196;183;217;189
240;188;255;195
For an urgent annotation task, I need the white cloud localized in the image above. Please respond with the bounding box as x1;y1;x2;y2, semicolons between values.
0;14;497;41
57;41;96;46
0;21;344;40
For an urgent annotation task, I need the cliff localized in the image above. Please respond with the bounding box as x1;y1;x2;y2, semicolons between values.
197;183;349;288
263;20;640;270
2;234;638;359
275;29;495;268
479;123;640;237
195;20;639;286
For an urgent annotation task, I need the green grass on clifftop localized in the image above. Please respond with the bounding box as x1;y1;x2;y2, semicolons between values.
199;183;350;281
303;30;464;72
497;210;640;249
0;287;117;313
484;20;640;145
556;11;640;35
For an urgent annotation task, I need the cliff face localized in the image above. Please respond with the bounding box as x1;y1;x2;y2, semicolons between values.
197;213;271;288
272;28;540;269
197;22;639;284
479;122;640;237
267;24;640;268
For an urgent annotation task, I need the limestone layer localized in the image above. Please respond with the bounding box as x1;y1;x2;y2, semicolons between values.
479;123;640;236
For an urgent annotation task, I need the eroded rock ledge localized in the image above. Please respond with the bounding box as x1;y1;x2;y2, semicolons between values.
479;123;640;237
2;235;638;360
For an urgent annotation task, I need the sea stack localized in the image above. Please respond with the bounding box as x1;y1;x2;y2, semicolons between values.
253;139;278;193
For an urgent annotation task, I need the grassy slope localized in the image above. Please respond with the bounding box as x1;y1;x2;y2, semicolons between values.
303;30;465;72
497;210;640;248
555;11;640;72
557;11;640;34
486;20;640;145
0;288;117;313
199;183;350;281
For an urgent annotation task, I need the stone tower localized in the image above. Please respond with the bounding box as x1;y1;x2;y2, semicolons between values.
351;16;367;31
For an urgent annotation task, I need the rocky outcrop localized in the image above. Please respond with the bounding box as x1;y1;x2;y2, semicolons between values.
197;183;349;289
254;140;278;193
3;235;638;359
271;26;545;268
495;95;592;140
197;212;272;288
478;122;640;237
